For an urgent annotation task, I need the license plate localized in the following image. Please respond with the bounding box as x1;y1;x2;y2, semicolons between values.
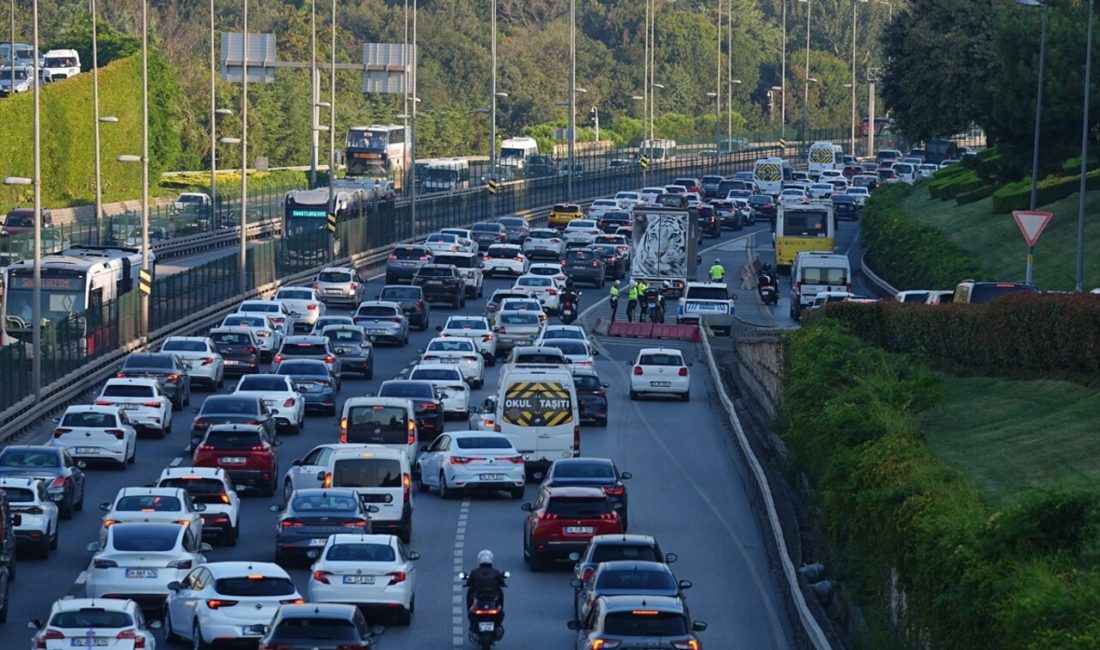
343;575;375;584
220;457;247;464
69;640;109;647
440;358;459;363
478;622;495;632
224;359;239;365
125;568;158;579
118;403;140;410
565;526;594;534
369;329;387;335
479;473;505;480
309;538;327;547
75;447;98;454
650;381;671;387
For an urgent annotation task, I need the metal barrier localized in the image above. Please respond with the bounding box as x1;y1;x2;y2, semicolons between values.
859;253;898;297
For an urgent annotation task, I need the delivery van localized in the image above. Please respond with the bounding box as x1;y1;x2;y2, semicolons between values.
790;251;851;321
320;445;413;542
339;397;418;466
494;368;580;479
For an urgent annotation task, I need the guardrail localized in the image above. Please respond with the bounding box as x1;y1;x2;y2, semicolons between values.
859;252;898;297
151;217;282;259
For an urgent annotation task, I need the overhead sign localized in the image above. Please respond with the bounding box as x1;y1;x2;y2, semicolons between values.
361;43;414;95
220;33;277;83
1012;210;1053;247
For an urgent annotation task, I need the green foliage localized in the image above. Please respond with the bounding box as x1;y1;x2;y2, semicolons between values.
159;169;310;197
990;168;1100;213
954;184;996;205
45;20;140;70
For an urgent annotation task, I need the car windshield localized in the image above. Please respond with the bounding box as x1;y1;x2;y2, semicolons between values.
61;411;117;427
603;611;688;636
215;576;296;597
553;461;613;478
272;618;357;642
543;328;584;340
238;376;289;392
499;217;525;227
110;525;181;551
114;494;182;512
326;543;396;562
379;382;432;398
544;340;587;355
332;458;403;488
324;329;364;343
687;287;728;300
501;301;540;311
428;340;475;352
446;319;487;331
290;492;360;513
546;497;610;517
211;332;252;345
124;354;173;369
427;234;456;243
204;428;263;449
472;223;502;233
417;267;452;277
380;287;421;300
277;290;313;300
529;230;557;239
639;353;683;366
201;397;260;416
318;271;353;283
162;340;207;352
0;450;59;468
158;478;228;503
527;267;560;276
434;254;475;268
574;375;602;391
346;406;409;442
50;610;134;629
591;545;660;563
597;569;676;591
454;436;513;450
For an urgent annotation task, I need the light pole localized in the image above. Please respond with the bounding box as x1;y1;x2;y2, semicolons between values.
240;0;249;293
1076;0;1094;292
1016;0;1046;285
490;0;498;180
651;82;665;138
410;0;417;236
327;0;335;263
310;0;318;188
799;0;812;142
851;0;868;156
568;0;576;202
844;82;855;154
707;91;720;151
728;79;741;145
90;0;109;233
213;108;232;227
781;0;787;138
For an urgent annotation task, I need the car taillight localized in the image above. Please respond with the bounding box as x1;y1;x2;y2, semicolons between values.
463;355;479;362
49;476;66;489
103;519;119;529
256;331;271;338
539;512;558;521
142;401;162;408
343;520;367;528
408;420;417;445
194;419;211;430
419;401;438;411
603;485;624;496
115;372;127;378
312;570;332;584
280;598;305;605
52;428;71;438
95;399;112;406
591;261;599;268
273;354;283;363
503;455;524;464
595;389;606;398
449;456;478;465
322;355;336;364
582;567;595;582
166;374;179;382
107;429;127;440
481;333;493;342
387;571;407;586
547;287;558;296
18;505;45;515
206;599;238;610
403;472;411;502
307;304;318;311
93;558;118;569
388;254;398;260
167;559;192;569
671;641;701;650
679;367;688;377
574;425;581;454
281;518;303;528
323;472;333;488
391;317;404;324
199;357;214;366
632;366;642;375
198;444;216;452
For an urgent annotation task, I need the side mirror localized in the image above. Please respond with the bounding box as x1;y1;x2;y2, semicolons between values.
678;579;693;590
99;502;111;512
665;552;678;564
408;551;421;561
369;625;386;637
85;541;100;552
520;503;534;512
592;349;600;356
458;571;468;580
601;382;610;388
620;472;632;480
566;620;583;631
166;581;181;591
268;504;283;513
190;407;200;414
197;542;214;552
434;325;443;331
692;621;708;632
569;578;583;589
52;417;60;424
28;619;43;631
193;503;206;512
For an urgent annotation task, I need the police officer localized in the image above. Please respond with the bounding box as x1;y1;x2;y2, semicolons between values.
626;282;639;322
609;281;621;322
709;258;725;282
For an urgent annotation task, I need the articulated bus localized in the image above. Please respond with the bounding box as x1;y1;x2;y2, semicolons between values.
345;124;409;190
283;187;367;236
638;139;677;163
774;203;836;269
753;157;793;197
421;158;471;192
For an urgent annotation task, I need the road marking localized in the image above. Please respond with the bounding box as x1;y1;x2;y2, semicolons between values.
169;456;183;467
74;571;87;585
452;499;471;649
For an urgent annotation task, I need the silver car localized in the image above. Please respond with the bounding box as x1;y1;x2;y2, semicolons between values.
320;324;374;378
523;228;566;260
493;310;544;353
313;266;368;308
352;300;410;347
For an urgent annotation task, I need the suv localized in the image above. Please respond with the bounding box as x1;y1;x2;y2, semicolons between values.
273;335;341;377
568;595;706;649
192;423;282;496
952;280;1038;304
549;204;585;229
562;248;605;288
208;327;261;375
377;380;445;441
156;466;242;546
385;245;434;284
522;486;624;570
0;477;58;558
313;266;368;308
433;251;484;299
413;264;466;309
377;285;430;331
676;282;735;335
117;352;193;411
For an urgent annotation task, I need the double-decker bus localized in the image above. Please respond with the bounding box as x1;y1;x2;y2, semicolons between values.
774;203;835;269
344;124;409;190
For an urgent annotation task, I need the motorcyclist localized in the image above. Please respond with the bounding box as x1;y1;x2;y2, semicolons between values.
709;258;725;282
757;262;778;290
466;549;507;633
642;282;664;322
560;280;580;316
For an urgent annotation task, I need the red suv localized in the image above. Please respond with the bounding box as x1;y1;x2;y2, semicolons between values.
521;486;623;571
192;423;281;497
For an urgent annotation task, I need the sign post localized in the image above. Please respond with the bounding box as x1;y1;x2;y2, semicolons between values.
1012;210;1053;284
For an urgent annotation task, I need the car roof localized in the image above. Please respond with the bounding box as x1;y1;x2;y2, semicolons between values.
64;404;121;415
50;598;136;614
276;603;360;620
202;561;290;579
637;347;684;355
116;486;187;497
282;335;328;343
357;300;402;309
594;560;672;573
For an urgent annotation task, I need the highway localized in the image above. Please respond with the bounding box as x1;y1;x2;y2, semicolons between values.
0;220;796;648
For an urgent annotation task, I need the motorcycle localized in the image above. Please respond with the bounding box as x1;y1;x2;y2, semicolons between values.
460;571;510;650
757;273;779;306
560;298;578;324
644;293;664;323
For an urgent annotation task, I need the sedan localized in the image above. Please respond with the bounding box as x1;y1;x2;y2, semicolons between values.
423;232;466;256
419;337;485;388
259;603;385;648
274;287;327;332
408;363;471;419
48;405;137;468
155;466;242;546
562;219;601;247
482;243;529;277
352;301;410;346
572;560;690;621
779;188;808;207
237;299;298;333
415;431;525;499
0;445;85;519
586;199;620;221
437;315;497;364
497;215;530;244
94;378;173;437
159;336;225;391
275;359;340;416
220;312;284;361
272;488;375;565
470;221;508;250
307;534;419;625
572;367;608;427
385;244;434;284
233;374;306;435
208;327;262;375
492;310;544;353
543;457;631;527
320;324;374;378
30;598;157;650
514;274;562;313
85;522;211;611
596;211;632;234
539;325;589;344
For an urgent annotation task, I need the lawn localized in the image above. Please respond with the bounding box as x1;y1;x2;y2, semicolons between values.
899;187;1100;292
920;376;1100;505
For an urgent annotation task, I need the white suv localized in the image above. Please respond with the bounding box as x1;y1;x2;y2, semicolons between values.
0;477;58;558
513;274;563;313
155;466;242;546
628;347;692;402
160;336;225;391
95;377;172;437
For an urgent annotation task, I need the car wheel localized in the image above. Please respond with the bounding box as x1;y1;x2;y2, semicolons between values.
0;580;8;623
171;396;182;412
183;389;191;407
415;468;429;493
452;296;461;309
163;606;180;643
157;422;169;439
681;391;690;402
365;364;374;380
439;473;455;500
37;536;50;559
484;353;496;367
472;378;483;390
127;441;136;465
262;476;276;498
59;492;74;520
629;390;638;401
283;480;294;504
510;486;524;500
477;284;484;298
327;404;337;416
192;621;210;650
224;522;238;547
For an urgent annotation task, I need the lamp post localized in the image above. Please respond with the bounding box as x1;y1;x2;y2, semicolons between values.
310;0;318;187
844;82;855;154
213;108;233;227
1076;0;1094;292
781;0;787;138
851;0;868;157
327;0;335;263
240;0;249;293
707;91;720;151
651;82;665;138
410;0;417;237
1015;0;1046;285
798;0;812;142
90;0;110;234
568;0;576;201
489;0;498;180
728;79;741;146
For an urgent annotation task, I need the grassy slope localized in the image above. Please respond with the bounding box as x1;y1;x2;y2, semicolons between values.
899;188;1100;292
919;376;1100;505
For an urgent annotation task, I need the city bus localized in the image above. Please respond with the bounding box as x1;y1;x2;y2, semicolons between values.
753;157;793;197
283;187;366;236
422;158;471;192
639;139;677;163
344;124;410;190
774;203;836;270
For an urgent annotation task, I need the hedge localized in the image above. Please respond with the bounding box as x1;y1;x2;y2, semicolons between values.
782;320;1100;649
859;184;983;290
954;183;996;205
990;167;1100;213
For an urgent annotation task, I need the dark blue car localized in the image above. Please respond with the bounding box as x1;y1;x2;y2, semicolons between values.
274;359;340;416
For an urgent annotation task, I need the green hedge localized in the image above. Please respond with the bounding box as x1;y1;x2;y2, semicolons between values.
954;184;996;205
859;184;983;289
160;169;313;197
990;168;1100;213
783;320;1100;649
928;166;977;199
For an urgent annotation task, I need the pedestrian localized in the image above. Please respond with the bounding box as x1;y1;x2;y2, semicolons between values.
608;281;621;322
626;282;639;322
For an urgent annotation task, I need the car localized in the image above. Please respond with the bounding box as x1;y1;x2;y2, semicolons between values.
923;289;955;305
586;199;620;221
100;487;205;541
527;261;570;285
437;315;497;363
482;243;529;277
779;188;808;207
352;301;411;346
729;198;755;227
495;298;548;327
233;374;306;435
275;358;340;415
523;227;567;259
219;312;284;361
724;188;753;201
826;178;849;195
808;183;834;199
0;477;58;558
272;488;375;564
236;299;299;334
155;466;242;546
208;327;262;375
629;347;691;401
440;227;480;255
543;457;630;527
538;324;589;344
337;398;419;465
549;203;585;229
878;168;899;184
193;423;282;496
273;335;341;378
572;367;609;427
423;232;467;256
567;595;706;650
409;363;471;419
638;186;664;203
952;280;1038;304
433;250;485;299
497;215;531;244
257;603;386;648
485;289;532;320
307;535;419;625
917;163;939;178
420;337;485;388
844;186;870;207
320;324;375;378
747;194;776;222
570;533;677;586
0;445;85;519
672;177;701;194
466;396;498;432
48;404;137;468
377;284;431;331
663;184;688;198
820;169;845;182
522;486;624;571
31;598;158;650
539;338;598;369
412;264;467;309
163;561;304;648
310;315;356;335
189;394;277;442
572;561;691;620
377;380;446;441
563;219;602;248
85;522;211;610
831;194;859;220
385;244;434;284
939;158;960;169
313;266;369;307
274;287;327;332
892;162;917;183
700;175;725;198
159;336;225;391
613;191;642;209
94;377;173;437
117;352;193;411
514;273;563;313
492;310;544;353
588;243;627;280
562;248;605;288
416;430;526;499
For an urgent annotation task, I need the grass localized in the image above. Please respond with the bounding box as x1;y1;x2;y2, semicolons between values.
899;187;1100;292
920;375;1100;505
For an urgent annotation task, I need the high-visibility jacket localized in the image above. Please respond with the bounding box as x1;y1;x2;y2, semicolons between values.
609;285;620;299
709;263;724;281
627;285;640;301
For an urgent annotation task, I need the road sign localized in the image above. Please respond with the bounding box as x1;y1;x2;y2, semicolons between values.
1012;210;1053;246
779;138;787;149
639;156;649;170
487;178;498;195
326;214;337;233
138;270;152;296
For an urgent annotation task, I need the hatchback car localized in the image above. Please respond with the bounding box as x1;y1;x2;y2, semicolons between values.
514;274;563;313
377;285;431;331
562;248;605;288
0;445;85;519
85;522;211;610
629;348;691;401
307;535;419;625
437;315;497;363
99;487;205;541
257;602;385;648
832;194;858;221
588;243;626;280
408;364;471;419
313;266;368;308
48;404;137;468
159;336;225;391
572;368;609;427
208;327;262;375
352;301;410;346
0;477;58;558
522;486;624;570
596;211;631;234
571;533;677;586
543;457;631;528
482;243;529;277
567;595;706;650
117;352;193;411
31;598;158;650
523;228;566;260
320;325;374;378
190;394;277;442
572;561;691;620
193;423;282;496
562;219;602;247
549;203;585;229
385;245;434;284
310;315;356;335
155;466;242;546
275;359;340;415
273;335;340;378
412;264;466;309
415;431;526;499
492;310;544;353
272;488;375;564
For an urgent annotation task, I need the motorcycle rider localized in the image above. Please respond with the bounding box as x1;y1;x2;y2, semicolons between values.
465;549;507;633
608;281;621;321
642;281;664;322
560;280;580;321
709;258;725;282
757;262;778;289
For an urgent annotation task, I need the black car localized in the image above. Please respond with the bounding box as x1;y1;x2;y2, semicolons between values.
587;244;626;281
470;221;508;250
0;488;16;621
497;216;530;244
700;175;725;198
832;194;858;220
117;352;193;410
596;211;631;234
542;457;631;528
0;446;85;519
696;205;720;238
378;285;430;331
412;264;466;309
562;249;605;288
385;245;433;284
189;394;277;443
208;327;261;375
748;194;777;225
376;380;445;441
272;488;375;565
257;603;385;649
572;368;609;427
571;533;676;586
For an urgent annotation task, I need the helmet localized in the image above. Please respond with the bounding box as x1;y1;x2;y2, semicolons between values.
662;280;671;289
614;280;621;286
714;258;721;265
762;262;772;271
477;549;494;566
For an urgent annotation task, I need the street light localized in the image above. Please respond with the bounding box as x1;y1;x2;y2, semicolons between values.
798;0;812;142
781;0;788;137
707;91;720;150
219;137;242;145
1076;0;1094;292
851;0;869;156
568;0;576;201
1015;0;1046;284
728;79;742;146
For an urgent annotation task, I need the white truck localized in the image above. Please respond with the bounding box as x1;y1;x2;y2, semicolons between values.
630;207;699;300
42;49;80;81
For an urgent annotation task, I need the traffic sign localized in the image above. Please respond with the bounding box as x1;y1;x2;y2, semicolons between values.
779;138;787;149
1012;210;1053;246
326;214;337;233
487;178;498;195
639;156;649;170
138;270;152;296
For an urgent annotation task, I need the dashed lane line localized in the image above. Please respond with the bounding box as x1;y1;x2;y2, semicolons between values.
452;499;471;649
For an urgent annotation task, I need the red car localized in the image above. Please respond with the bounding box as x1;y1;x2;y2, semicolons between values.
522;486;624;571
192;423;281;496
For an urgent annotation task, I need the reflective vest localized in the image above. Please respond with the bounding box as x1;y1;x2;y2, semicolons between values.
709;264;724;281
627;286;640;300
609;285;620;299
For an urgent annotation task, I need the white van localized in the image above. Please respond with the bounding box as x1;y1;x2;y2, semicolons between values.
339;397;418;466
790;251;851;321
321;446;413;542
494;367;580;479
42;49;80;81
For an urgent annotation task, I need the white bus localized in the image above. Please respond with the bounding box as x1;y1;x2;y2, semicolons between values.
422;158;472;192
499;137;540;170
807;142;844;179
753;157;794;197
639;139;677;163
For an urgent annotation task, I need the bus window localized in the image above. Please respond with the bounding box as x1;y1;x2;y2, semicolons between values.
782;212;829;237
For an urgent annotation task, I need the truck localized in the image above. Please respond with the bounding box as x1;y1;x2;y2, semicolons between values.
629;207;699;300
42;49;80;81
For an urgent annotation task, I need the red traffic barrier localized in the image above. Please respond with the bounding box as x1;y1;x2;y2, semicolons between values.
607;322;654;338
650;323;701;342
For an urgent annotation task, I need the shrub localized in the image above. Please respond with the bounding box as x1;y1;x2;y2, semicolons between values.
955;184;996;205
990;168;1100;213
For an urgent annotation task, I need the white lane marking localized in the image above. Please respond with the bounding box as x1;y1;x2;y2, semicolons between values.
169;456;183;467
452;499;471;649
74;571;88;585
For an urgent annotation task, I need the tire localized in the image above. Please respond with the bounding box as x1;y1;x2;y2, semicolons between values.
439;473;456;500
183;390;191;407
192;621;210;650
0;581;8;624
157;423;169;439
399;526;411;544
171;396;182;412
415;468;430;493
452;296;462;310
127;441;136;465
327;405;337;417
74;486;84;512
472;378;483;390
163;607;181;644
484;354;496;367
261;476;276;498
629;390;639;401
37;539;49;559
49;525;58;550
681;391;690;402
365;364;374;380
59;492;74;520
510;486;524;500
477;283;484;298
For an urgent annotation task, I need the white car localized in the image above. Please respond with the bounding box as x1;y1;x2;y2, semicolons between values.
30;598;158;650
85;522;211;604
819;169;844;182
917;163;938;178
95;377;173;437
221;312;284;360
808;183;834;199
639;186;665;203
538;337;598;369
424;232;466;256
613;191;642;209
307;534;419;625
514;274;563;313
0;477;58;558
779;188;809;207
233;374;306;435
683;192;703;208
467;396;498;432
440;227;479;255
562;219;601;246
420;337;485;388
273;287;327;332
438;315;497;362
236;299;299;334
538;324;589;344
99;487;205;542
310;314;356;335
415;430;525;499
663;184;688;195
159;336;225;391
522;228;566;259
155;466;242;546
164;562;302;647
496;297;548;325
586;199;620;220
408;363;470;418
527;262;569;286
844;186;870;207
825;178;849;194
49;405;137;468
628;347;691;402
482;243;529;277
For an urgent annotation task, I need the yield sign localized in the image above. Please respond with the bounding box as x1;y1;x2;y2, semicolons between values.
1012;210;1053;247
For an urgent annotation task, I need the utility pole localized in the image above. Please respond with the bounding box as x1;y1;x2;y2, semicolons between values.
567;0;576;202
327;0;336;263
489;0;497;183
239;0;248;293
92;0;103;234
310;0;318;187
140;0;150;337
